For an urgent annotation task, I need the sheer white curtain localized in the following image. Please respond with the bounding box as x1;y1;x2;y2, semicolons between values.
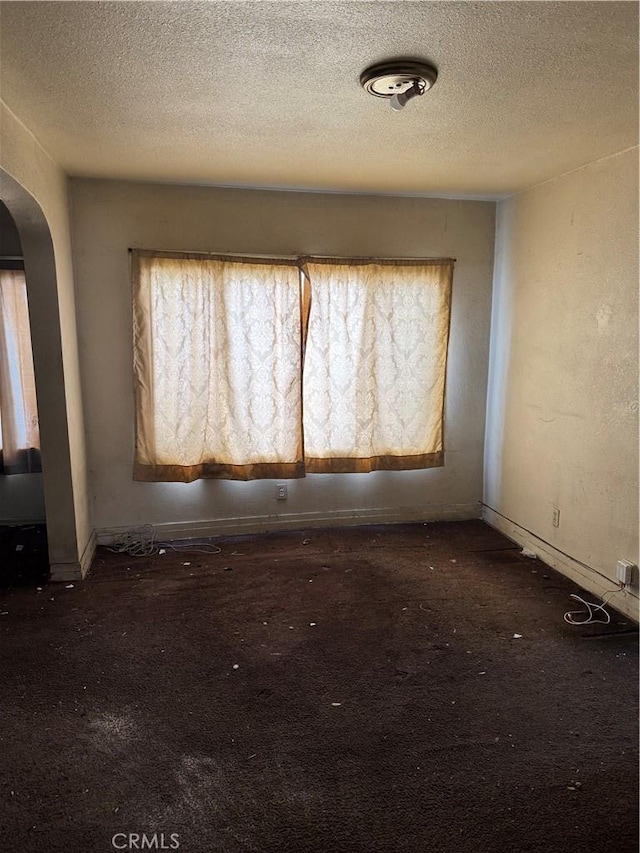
0;268;41;474
132;251;304;482
302;259;453;473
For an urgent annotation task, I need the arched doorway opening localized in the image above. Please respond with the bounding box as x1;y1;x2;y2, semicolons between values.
0;168;87;581
0;200;47;583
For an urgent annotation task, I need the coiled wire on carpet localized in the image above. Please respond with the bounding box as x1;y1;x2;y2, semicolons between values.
106;524;222;557
563;587;624;626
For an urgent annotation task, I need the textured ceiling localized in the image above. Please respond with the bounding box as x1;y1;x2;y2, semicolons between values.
0;1;637;197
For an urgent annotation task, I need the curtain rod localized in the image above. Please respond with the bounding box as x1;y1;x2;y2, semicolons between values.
127;248;456;263
128;248;299;261
0;255;23;261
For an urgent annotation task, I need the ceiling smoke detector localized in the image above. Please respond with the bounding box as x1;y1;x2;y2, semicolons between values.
360;59;438;111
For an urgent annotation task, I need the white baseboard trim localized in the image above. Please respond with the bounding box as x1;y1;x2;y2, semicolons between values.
50;529;96;582
482;506;639;623
96;502;482;545
50;561;82;582
79;529;97;578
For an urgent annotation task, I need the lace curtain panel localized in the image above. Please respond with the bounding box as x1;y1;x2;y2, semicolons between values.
302;260;453;473
132;252;305;482
0;268;41;474
132;251;453;481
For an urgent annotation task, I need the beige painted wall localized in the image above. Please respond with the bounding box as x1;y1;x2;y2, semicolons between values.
485;148;639;607
0;102;92;575
0;200;22;254
69;179;495;536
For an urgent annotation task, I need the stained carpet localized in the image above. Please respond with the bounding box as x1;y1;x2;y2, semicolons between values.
0;520;637;852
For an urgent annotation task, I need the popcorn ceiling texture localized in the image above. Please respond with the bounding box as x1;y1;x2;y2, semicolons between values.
0;1;637;196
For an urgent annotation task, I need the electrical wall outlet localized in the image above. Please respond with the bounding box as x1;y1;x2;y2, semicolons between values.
616;560;635;586
276;484;288;501
552;507;560;528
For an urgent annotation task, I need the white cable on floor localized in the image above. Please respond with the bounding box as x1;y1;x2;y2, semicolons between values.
563;587;624;626
106;524;157;556
106;523;221;557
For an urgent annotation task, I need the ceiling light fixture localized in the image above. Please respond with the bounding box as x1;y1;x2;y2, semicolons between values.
360;59;438;111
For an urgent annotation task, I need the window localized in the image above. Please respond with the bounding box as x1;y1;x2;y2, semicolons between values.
132;251;453;481
302;259;453;473
132;252;304;482
0;268;41;474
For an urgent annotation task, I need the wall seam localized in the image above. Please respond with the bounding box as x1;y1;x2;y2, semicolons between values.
1;99;67;175
502;144;639;201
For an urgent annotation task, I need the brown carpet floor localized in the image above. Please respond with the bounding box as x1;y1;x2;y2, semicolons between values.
0;520;637;853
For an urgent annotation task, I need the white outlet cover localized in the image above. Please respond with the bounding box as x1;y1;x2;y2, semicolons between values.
616;560;635;585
